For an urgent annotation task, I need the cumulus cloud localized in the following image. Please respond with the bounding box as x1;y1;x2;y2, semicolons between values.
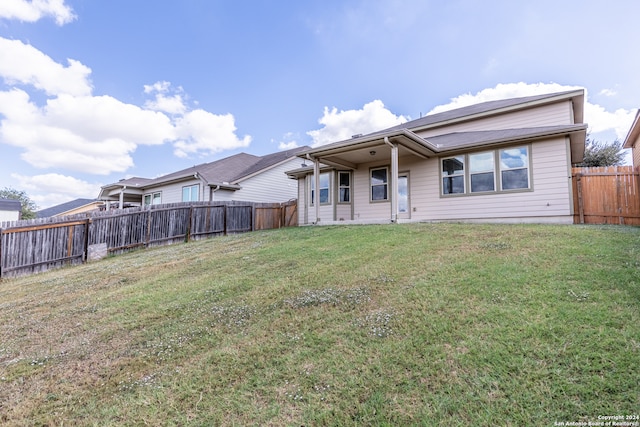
0;40;252;174
429;82;636;141
308;99;408;147
275;132;300;150
0;38;92;96
11;173;100;207
173;110;251;158
0;0;76;25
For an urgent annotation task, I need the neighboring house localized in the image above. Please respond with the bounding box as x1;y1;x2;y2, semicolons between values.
623;110;640;167
98;147;310;207
36;198;104;218
0;198;21;222
287;90;587;225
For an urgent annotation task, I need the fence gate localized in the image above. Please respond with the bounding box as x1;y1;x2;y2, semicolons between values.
572;166;640;225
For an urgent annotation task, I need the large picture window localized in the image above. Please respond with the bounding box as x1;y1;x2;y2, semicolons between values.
310;172;330;205
182;184;199;202
441;146;530;196
370;167;388;201
442;156;465;194
338;172;351;203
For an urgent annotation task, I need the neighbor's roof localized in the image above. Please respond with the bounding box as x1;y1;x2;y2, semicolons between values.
36;198;100;218
0;198;21;211
101;146;311;191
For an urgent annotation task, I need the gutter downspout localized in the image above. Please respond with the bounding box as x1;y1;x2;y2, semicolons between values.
210;185;220;202
384;137;398;223
307;154;320;224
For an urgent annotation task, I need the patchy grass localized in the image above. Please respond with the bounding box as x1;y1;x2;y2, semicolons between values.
0;223;639;426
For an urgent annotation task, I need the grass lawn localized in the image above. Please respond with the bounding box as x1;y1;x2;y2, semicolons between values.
0;223;639;426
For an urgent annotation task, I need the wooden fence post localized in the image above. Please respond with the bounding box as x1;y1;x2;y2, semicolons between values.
83;218;90;262
576;173;585;224
0;227;3;279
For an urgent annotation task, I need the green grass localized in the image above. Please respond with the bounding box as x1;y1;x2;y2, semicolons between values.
0;223;639;426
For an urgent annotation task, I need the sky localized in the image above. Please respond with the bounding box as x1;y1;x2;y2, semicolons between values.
0;0;638;209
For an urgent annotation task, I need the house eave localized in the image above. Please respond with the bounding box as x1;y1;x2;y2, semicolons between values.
623;110;640;149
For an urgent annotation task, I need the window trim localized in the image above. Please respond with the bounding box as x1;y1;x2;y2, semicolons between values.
441;156;466;195
144;191;162;206
182;184;199;202
338;171;351;204
310;172;331;206
469;151;496;193
370;166;389;202
440;145;532;197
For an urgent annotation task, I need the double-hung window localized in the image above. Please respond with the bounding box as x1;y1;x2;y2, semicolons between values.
182;184;199;202
442;156;465;194
500;147;529;190
370;167;388;201
144;192;162;206
469;152;495;193
310;172;330;205
338;172;351;203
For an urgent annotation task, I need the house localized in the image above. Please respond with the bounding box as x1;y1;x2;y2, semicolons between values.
98;147;310;208
623;110;640;167
36;198;104;218
287;90;587;225
0;198;22;222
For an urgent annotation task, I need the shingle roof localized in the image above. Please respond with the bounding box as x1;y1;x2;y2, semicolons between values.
425;125;587;151
36;198;99;218
384;90;582;133
0;198;21;211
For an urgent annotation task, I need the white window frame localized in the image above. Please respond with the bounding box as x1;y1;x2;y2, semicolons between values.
370;167;389;202
144;192;162;206
499;147;530;191
469;151;496;193
182;184;199;202
338;171;351;203
441;156;465;195
310;172;331;205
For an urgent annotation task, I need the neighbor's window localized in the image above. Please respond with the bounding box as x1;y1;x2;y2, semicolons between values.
310;172;330;205
182;184;199;202
144;192;162;206
442;156;465;194
370;167;388;201
500;147;529;190
338;171;351;203
469;152;495;193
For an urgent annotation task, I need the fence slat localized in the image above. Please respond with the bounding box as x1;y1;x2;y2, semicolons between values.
0;200;297;279
572;166;640;225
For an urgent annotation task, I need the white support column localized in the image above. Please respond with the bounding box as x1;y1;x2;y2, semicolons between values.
385;138;399;222
313;158;320;224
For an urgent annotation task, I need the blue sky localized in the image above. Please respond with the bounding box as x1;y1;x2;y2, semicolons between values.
0;0;638;209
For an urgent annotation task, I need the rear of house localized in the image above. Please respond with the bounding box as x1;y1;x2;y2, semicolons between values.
287;90;587;225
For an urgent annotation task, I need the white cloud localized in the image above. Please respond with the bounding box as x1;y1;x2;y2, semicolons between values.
0;0;75;25
0;37;253;174
429;82;636;141
598;88;617;97
11;173;100;207
307;99;407;147
173;109;252;158
0;38;92;96
275;132;300;150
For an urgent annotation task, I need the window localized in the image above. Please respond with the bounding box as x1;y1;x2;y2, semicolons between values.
182;184;199;202
441;146;531;196
310;172;330;205
469;152;495;193
371;167;388;201
338;172;351;203
442;156;465;194
500;147;529;190
144;192;162;206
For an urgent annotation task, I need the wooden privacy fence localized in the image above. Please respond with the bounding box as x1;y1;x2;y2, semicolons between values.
0;200;297;278
572;166;640;225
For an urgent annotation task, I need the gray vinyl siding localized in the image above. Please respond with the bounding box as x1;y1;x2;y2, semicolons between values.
146;179;201;204
416;102;573;138
232;158;300;202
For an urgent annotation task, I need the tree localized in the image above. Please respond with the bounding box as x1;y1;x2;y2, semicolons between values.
0;187;38;219
578;136;626;167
